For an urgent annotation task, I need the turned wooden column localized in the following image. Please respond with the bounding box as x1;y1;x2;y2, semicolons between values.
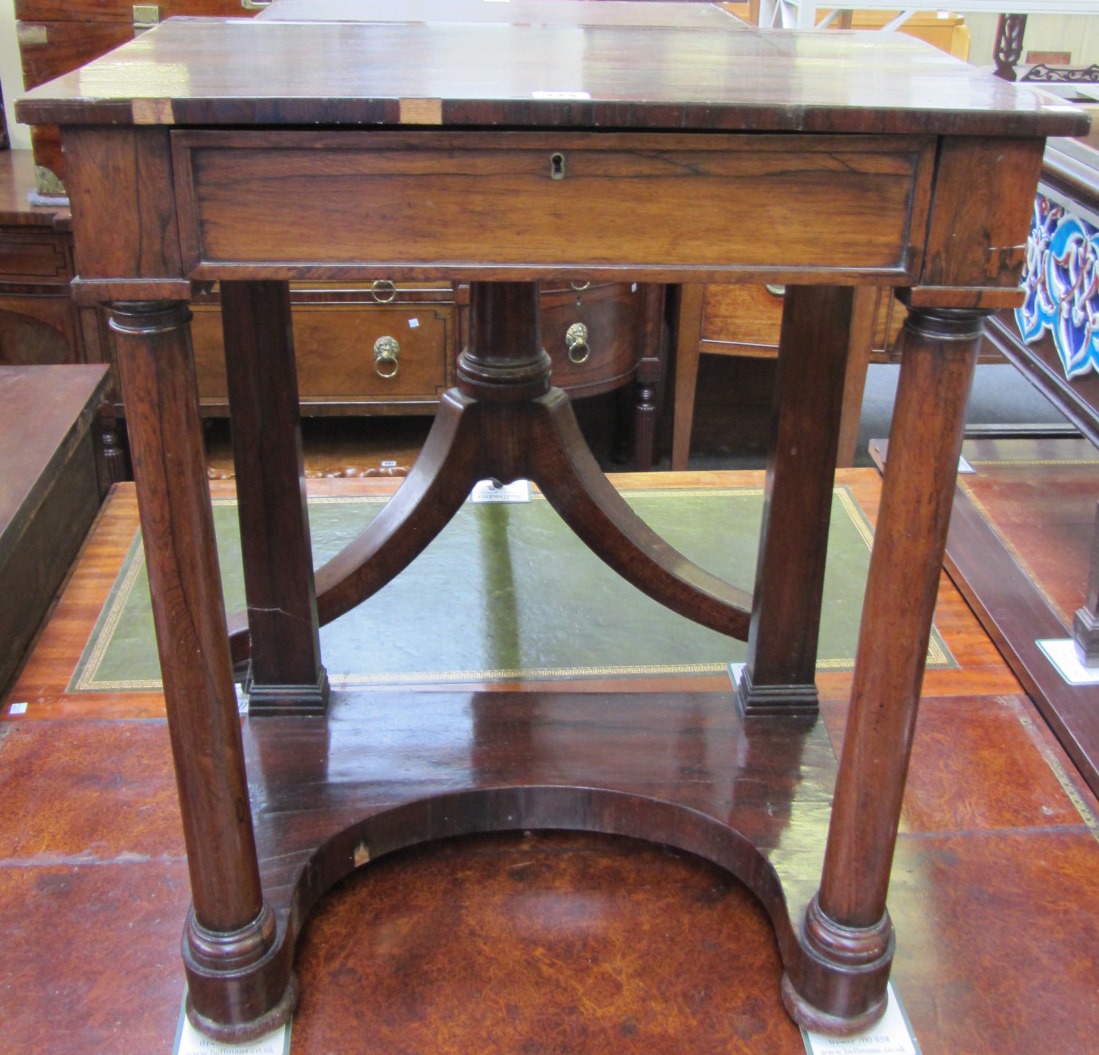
220;280;329;715
782;304;986;1032
737;285;853;716
109;300;294;1040
460;281;549;401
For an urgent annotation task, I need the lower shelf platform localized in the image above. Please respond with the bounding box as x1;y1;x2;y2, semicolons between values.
184;687;894;1038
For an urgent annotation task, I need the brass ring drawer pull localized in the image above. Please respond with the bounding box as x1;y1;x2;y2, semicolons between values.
370;279;397;303
373;335;400;378
565;322;590;365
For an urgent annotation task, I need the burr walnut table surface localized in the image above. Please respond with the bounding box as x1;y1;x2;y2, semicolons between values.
15;6;1088;1043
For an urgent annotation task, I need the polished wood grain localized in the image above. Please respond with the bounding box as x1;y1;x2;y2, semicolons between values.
6;670;1099;1054
170;130;934;285
220;281;329;714
17;20;1084;138
738;287;851;714
15;10;1087;1042
108;300;289;1037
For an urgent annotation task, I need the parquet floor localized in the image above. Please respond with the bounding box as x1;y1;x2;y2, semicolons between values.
3;443;1099;1054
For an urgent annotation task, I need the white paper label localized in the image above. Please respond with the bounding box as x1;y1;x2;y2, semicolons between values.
175;1005;290;1055
803;985;920;1055
470;478;532;503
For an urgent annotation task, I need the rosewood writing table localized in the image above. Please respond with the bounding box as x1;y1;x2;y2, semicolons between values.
16;10;1087;1043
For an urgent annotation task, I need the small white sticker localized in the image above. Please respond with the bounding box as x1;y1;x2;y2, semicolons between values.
631;282;638;292
8;702;27;715
381;460;397;468
408;318;420;329
174;1003;290;1055
532;91;592;101
1038;638;1099;685
470;478;532;503
802;985;919;1055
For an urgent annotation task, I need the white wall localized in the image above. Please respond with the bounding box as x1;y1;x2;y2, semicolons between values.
1;0;31;148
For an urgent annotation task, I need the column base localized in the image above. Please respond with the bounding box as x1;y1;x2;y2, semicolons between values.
780;973;888;1037
186;972;298;1045
735;664;819;718
244;666;331;717
183;904;297;1041
1072;607;1099;667
781;894;894;1034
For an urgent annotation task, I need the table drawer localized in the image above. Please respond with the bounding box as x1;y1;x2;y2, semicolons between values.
173;129;935;283
191;299;453;410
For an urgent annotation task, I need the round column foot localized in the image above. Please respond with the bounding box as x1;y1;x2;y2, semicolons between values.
780;972;888;1036
183;904;296;1040
186;971;298;1044
781;894;894;1034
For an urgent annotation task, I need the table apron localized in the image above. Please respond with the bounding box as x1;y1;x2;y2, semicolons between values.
171;129;935;284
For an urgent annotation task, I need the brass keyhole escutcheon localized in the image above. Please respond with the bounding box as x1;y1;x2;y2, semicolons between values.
550;152;566;180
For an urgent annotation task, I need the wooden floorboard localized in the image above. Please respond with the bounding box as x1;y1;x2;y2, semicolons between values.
2;466;1098;1054
939;438;1099;800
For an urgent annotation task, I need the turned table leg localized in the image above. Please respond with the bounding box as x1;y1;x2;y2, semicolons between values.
782;304;986;1032
110;300;295;1041
737;286;853;716
220;280;329;714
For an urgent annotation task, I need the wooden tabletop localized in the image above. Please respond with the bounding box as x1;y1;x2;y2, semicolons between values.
15;15;1089;139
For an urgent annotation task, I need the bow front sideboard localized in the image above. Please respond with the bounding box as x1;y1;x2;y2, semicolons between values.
16;9;1087;1043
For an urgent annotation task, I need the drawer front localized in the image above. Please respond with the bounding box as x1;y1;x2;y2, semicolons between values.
701;284;786;350
191;300;452;408
700;283;904;358
540;282;641;395
173;130;935;284
0;230;71;283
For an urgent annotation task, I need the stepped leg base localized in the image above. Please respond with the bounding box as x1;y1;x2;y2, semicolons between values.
185;972;299;1044
780;972;888;1037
